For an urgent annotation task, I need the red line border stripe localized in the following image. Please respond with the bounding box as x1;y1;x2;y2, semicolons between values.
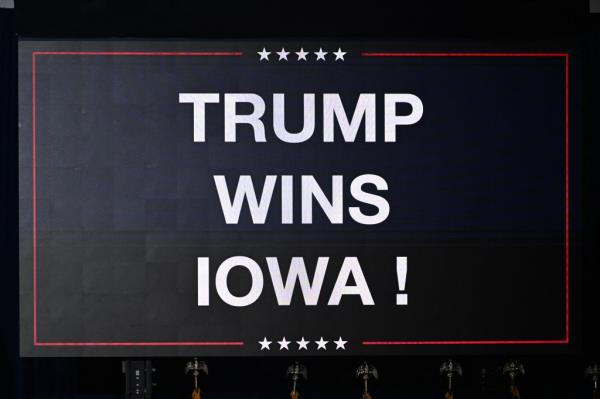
360;52;570;346
33;51;243;56
32;53;37;345
36;342;244;347
363;340;568;345
565;54;570;343
361;52;568;57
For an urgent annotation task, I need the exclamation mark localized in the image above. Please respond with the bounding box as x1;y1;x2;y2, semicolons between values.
396;257;408;305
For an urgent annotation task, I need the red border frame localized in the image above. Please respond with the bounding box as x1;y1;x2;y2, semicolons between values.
360;51;570;346
31;51;570;348
31;51;245;347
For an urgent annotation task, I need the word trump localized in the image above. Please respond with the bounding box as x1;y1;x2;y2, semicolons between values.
197;256;409;307
179;93;423;142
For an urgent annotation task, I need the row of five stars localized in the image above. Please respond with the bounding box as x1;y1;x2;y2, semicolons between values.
258;48;347;61
259;336;347;350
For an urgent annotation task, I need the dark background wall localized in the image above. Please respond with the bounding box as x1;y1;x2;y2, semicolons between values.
2;0;600;398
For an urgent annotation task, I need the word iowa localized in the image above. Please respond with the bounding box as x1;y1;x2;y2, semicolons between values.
179;93;423;142
197;256;381;307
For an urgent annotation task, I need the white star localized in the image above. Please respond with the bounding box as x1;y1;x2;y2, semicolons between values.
258;48;271;61
278;337;291;350
334;336;347;350
295;48;309;61
315;337;329;350
314;48;328;61
296;337;309;350
333;48;347;61
259;337;272;350
276;48;290;61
